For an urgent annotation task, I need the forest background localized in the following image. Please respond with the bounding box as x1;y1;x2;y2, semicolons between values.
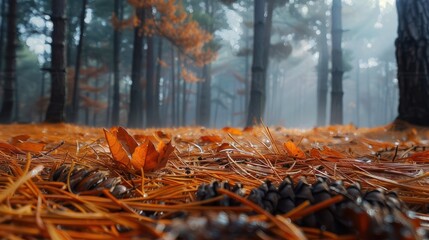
0;0;397;129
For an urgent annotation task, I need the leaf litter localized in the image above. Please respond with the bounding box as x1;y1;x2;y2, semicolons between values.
0;123;429;239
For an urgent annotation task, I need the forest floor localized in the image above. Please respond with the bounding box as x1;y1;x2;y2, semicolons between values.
1;123;429;239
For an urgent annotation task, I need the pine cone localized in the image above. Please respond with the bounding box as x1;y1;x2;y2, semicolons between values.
196;181;244;206
165;212;267;240
50;165;129;198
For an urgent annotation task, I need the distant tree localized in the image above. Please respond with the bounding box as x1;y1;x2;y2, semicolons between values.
111;0;123;126
126;0;214;127
330;0;344;125
395;0;429;126
71;0;88;123
45;0;67;123
128;7;145;128
0;0;17;123
246;0;266;126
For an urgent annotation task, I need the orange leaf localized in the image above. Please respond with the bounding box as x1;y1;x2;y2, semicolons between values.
320;146;347;159
0;142;24;154
200;135;222;143
222;127;243;136
156;141;175;169
117;126;138;153
407;150;429;162
142;138;160;171
10;135;30;145
103;128;131;166
284;141;306;159
310;148;322;158
15;142;46;153
131;139;151;170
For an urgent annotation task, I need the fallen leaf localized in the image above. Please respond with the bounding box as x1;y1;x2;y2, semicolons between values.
222;127;243;136
284;141;306;159
117;126;138;153
15;142;46;153
10;135;30;145
105;127;175;171
0;142;24;154
200;135;222;143
103;128;131;166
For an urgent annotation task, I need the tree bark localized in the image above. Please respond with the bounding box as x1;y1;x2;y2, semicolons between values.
71;0;88;123
145;14;159;127
155;37;163;126
111;0;123;126
0;0;7;82
128;8;145;128
196;1;214;127
171;45;176;126
316;19;329;126
329;0;344;125
246;0;266;126
395;0;429;126
46;0;67;123
0;0;16;123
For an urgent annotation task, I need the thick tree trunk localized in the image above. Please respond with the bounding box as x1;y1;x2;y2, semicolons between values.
0;0;6;82
145;18;159;127
46;0;67;123
197;64;211;126
128;8;145;128
196;1;214;127
111;0;123;126
329;0;344;125
71;0;88;123
0;0;16;123
246;0;266;126
395;0;429;126
316;19;329;126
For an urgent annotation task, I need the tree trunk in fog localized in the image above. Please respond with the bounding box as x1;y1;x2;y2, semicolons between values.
196;0;213;127
46;0;67;123
316;19;329;126
171;46;176;126
128;8;145;128
111;0;123;126
155;37;163;126
145;25;159;127
71;0;88;123
395;0;429;126
0;0;6;81
262;0;274;81
0;0;16;123
246;0;266;126
329;0;344;125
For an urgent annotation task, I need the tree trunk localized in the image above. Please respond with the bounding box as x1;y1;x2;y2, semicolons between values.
395;0;429;126
71;0;88;123
329;0;344;125
0;0;7;83
246;0;266;126
128;8;145;128
155;37;163;126
263;0;274;76
111;0;123;126
46;0;67;123
0;0;16;123
145;16;159;127
316;19;329;126
197;64;211;126
171;45;176;126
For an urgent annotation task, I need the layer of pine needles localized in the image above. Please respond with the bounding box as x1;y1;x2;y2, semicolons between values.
1;123;429;239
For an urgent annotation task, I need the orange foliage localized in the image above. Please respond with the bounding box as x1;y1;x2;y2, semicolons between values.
284;141;306;159
103;127;175;171
127;0;216;66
